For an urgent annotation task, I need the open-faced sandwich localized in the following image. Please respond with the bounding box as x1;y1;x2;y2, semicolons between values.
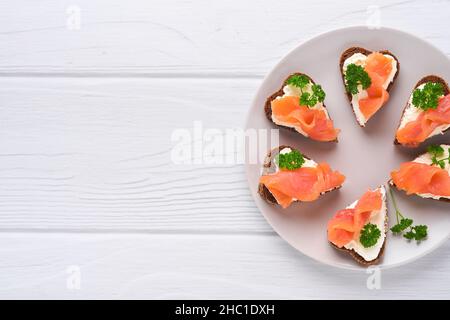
340;47;399;127
394;76;450;147
327;186;387;265
258;145;346;208
390;144;450;201
265;73;340;142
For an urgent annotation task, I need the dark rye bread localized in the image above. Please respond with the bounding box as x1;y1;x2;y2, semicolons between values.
339;47;400;127
264;73;338;142
329;186;388;266
389;180;450;203
394;75;450;146
258;145;342;206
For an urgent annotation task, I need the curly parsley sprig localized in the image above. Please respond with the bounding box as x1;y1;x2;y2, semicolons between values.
286;75;326;108
389;187;428;242
359;223;381;248
344;64;372;95
276;149;305;170
286;74;310;88
412;82;444;110
427;145;450;169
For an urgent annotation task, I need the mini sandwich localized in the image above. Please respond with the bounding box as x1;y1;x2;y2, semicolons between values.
258;146;346;208
340;47;399;127
265;73;340;142
390;144;450;202
327;186;388;265
395;75;450;147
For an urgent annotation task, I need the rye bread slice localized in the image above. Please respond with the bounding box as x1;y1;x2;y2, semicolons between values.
264;73;338;142
389;180;450;203
394;75;450;146
258;145;342;206
339;47;400;127
389;145;450;203
329;186;388;266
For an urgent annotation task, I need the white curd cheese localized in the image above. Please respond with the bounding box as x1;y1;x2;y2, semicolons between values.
275;147;318;171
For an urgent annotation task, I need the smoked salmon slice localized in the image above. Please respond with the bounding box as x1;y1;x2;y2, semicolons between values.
365;52;393;79
259;162;345;208
271;96;340;142
358;53;392;121
328;189;383;248
395;94;450;147
359;72;389;120
391;162;450;197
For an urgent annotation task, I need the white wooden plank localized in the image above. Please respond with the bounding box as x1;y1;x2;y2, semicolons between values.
1;0;448;75
0;232;449;299
0;76;272;232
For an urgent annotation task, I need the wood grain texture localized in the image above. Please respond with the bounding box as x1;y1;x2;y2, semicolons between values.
0;233;449;299
1;0;450;299
0;77;270;232
0;0;449;75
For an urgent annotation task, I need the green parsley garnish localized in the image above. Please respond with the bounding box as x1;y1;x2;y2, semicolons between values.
300;84;326;107
276;149;305;170
428;144;445;156
344;64;372;95
403;225;428;241
427;144;450;169
286;74;310;88
389;187;428;242
285;74;326;108
390;217;413;233
359;223;381;248
412;82;444;110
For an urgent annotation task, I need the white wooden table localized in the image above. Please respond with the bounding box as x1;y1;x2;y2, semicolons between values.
1;0;449;299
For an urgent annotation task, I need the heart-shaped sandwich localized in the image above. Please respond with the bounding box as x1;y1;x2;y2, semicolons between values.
258;146;346;208
340;47;400;127
327;186;388;265
265;73;340;142
390;144;450;202
394;75;450;147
